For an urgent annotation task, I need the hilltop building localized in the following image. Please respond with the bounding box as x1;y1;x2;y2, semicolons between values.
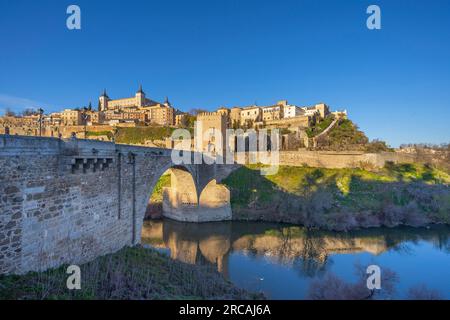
0;86;345;151
61;109;83;126
240;106;262;127
216;100;333;130
229;107;242;128
98;86;174;126
261;104;284;121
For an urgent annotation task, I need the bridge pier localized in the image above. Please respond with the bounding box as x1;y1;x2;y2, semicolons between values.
162;178;232;223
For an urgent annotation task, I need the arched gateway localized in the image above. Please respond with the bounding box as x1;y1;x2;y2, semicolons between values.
0;135;236;275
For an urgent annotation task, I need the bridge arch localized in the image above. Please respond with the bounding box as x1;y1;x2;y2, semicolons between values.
198;179;232;220
135;162;232;244
136;162;199;231
0;135;239;274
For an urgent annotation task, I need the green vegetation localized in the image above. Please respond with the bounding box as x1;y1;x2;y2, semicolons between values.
146;173;172;218
306;115;335;138
307;117;393;152
150;173;171;204
115;126;177;144
180;114;197;128
0;246;261;300
223;163;450;231
316;118;393;153
364;139;394;153
86;130;113;139
326;118;368;149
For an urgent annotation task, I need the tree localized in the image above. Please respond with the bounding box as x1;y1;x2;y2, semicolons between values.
22;108;38;116
188;108;208;116
3;108;16;117
244;119;254;130
365;139;393;153
406;284;443;300
232;120;242;130
307;264;398;300
181;114;196;128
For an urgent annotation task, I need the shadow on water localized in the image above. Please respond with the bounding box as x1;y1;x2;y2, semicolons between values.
141;219;450;279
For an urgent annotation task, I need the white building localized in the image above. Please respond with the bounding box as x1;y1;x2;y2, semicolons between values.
283;105;305;118
301;107;320;117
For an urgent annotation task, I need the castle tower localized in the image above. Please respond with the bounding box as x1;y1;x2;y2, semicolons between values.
135;84;145;107
196;112;227;156
98;89;109;111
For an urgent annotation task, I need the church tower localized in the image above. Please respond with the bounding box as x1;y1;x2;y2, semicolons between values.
98;89;109;111
135;85;146;107
164;96;171;107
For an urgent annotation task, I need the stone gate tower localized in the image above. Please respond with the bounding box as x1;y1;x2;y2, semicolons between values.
98;89;109;111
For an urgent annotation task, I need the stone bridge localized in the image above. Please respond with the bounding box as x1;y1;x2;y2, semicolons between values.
0;135;238;274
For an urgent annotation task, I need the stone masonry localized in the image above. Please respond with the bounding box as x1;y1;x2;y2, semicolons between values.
0;135;232;275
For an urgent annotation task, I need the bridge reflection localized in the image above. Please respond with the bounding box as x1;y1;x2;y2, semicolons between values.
141;219;450;278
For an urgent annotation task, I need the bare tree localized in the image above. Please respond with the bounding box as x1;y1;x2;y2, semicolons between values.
22;108;39;116
3;108;16;117
189;108;209;116
406;284;443;300
307;264;398;300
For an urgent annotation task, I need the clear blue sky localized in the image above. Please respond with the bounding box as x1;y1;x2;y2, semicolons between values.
0;0;449;147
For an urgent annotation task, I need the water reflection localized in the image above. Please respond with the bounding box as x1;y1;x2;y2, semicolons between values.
141;219;450;279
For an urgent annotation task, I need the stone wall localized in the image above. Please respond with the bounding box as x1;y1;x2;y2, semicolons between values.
0;135;230;275
277;150;416;168
0;122;115;139
236;150;417;169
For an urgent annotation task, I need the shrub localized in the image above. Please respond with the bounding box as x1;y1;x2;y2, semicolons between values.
406;284;443;300
365;139;393;153
354;211;381;228
0;247;262;300
358;160;377;171
402;201;429;227
381;204;403;227
307;264;398;300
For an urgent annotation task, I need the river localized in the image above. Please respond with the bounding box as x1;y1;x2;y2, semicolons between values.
141;219;450;299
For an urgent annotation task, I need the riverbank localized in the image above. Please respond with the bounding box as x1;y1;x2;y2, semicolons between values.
222;163;450;231
0;246;262;300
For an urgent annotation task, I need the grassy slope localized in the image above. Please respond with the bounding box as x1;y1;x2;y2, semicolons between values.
306;116;335;138
115;127;176;144
0;247;261;300
222;163;450;230
86;131;113;139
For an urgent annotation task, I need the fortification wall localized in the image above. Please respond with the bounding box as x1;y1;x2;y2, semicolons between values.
277;150;416;168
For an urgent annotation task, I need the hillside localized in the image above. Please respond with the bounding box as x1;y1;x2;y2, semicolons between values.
222;163;450;231
114;126;176;145
0;246;261;300
307;116;392;152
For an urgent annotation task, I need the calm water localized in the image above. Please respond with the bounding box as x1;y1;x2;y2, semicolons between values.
141;219;450;299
